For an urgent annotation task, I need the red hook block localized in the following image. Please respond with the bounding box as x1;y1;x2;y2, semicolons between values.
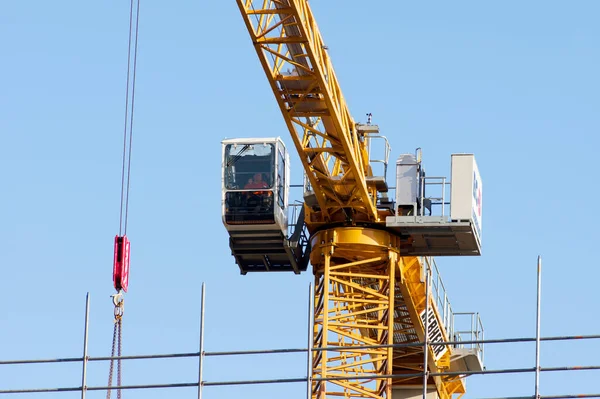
113;235;130;292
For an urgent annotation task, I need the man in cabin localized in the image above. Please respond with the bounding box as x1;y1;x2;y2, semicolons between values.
244;173;268;189
243;173;270;213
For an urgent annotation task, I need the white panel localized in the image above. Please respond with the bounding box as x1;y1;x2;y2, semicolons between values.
450;155;473;221
450;154;482;241
472;159;483;239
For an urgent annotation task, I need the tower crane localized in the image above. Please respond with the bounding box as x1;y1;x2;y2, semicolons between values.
222;1;484;398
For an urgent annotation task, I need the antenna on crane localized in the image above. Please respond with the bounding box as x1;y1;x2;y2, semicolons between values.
366;112;372;125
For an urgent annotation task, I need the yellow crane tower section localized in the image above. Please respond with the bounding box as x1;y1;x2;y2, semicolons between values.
233;1;484;398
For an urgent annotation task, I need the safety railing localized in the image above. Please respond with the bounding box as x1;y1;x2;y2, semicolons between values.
453;311;485;365
287;200;311;265
423;256;455;341
366;134;391;181
288;201;304;238
419;175;450;218
423;256;486;365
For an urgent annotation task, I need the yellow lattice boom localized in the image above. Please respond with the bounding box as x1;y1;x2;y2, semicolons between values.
236;0;378;227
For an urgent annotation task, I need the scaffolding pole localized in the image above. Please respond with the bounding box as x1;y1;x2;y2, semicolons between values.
423;263;431;399
306;283;313;399
198;282;206;399
535;255;542;399
80;293;90;399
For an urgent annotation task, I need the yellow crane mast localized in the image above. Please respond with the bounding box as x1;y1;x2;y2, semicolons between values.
229;1;484;398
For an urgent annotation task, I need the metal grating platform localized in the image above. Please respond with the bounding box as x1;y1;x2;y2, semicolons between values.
229;229;308;275
386;216;481;256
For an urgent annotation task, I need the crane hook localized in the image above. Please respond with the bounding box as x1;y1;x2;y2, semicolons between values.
111;291;124;321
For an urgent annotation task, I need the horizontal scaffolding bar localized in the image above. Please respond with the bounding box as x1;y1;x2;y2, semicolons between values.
0;383;199;395
431;365;600;378
310;364;600;381
0;379;308;395
0;387;82;394
90;352;200;362
2;333;600;366
205;348;306;357
3;364;600;394
0;352;200;366
204;377;307;387
480;395;600;399
541;395;600;399
0;357;82;365
309;333;600;353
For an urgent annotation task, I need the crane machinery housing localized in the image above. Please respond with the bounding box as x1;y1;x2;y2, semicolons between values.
221;1;484;398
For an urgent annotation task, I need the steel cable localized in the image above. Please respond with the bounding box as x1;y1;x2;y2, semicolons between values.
119;0;141;236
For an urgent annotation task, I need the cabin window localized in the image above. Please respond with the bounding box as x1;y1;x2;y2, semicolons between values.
224;143;275;190
277;148;285;208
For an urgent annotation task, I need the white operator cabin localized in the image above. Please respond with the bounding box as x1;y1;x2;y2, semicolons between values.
221;137;309;275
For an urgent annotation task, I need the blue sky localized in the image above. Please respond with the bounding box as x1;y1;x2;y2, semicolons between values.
1;1;599;398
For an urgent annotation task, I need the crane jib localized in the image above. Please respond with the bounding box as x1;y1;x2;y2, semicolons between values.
237;0;379;223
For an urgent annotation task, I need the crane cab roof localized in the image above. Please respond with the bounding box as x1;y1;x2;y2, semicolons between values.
222;137;285;145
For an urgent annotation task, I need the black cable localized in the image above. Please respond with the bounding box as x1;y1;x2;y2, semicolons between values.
118;0;136;236
123;0;141;235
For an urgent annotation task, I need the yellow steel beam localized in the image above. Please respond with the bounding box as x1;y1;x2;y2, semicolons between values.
235;0;378;227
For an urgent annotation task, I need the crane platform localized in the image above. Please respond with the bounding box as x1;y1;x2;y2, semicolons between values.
228;228;307;274
386;216;481;256
387;153;482;256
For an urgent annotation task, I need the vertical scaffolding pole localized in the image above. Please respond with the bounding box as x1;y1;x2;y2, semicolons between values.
535;256;542;399
80;293;90;399
423;263;430;399
198;283;206;399
306;283;313;399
